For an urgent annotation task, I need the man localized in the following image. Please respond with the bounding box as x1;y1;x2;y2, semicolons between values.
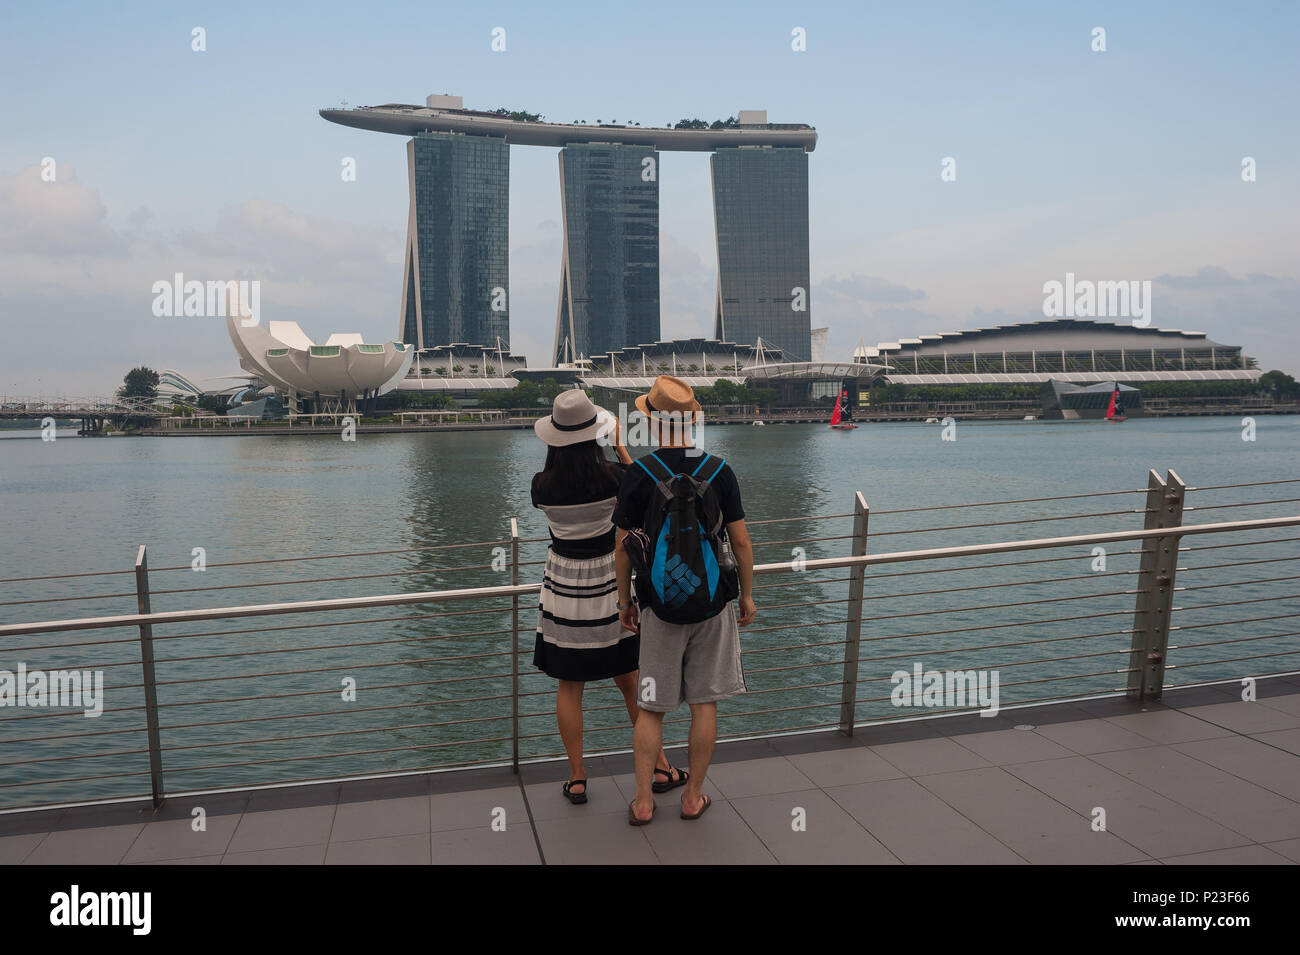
613;375;756;824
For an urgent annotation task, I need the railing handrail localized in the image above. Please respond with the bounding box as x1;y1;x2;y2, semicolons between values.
3;513;1297;638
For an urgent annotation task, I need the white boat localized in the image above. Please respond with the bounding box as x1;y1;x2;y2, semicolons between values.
924;417;940;424
751;420;765;427
1023;415;1037;421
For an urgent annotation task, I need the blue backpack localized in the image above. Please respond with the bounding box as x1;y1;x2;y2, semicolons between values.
626;451;739;625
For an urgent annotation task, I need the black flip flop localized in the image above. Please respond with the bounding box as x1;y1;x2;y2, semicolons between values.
680;793;712;821
652;765;689;793
628;800;656;826
562;779;588;805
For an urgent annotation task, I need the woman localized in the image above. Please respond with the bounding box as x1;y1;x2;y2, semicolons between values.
532;389;685;803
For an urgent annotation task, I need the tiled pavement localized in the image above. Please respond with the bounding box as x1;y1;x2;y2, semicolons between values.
4;677;1300;865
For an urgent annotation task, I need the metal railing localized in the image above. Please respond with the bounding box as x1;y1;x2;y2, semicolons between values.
1;469;1297;812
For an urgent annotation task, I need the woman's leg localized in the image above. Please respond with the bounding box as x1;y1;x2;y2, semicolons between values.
612;670;677;779
557;680;586;792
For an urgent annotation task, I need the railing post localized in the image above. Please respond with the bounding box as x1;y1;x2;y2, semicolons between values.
839;492;869;735
509;519;520;774
1126;470;1185;700
133;545;165;807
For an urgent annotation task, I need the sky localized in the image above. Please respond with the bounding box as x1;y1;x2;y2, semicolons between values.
0;0;1296;394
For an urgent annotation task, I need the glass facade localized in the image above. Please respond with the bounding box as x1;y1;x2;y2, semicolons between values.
711;146;811;360
553;144;659;364
402;132;510;350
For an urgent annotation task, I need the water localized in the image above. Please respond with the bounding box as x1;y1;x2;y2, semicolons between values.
1;417;1297;807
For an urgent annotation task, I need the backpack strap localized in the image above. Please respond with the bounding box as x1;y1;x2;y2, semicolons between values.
635;453;674;482
696;455;727;488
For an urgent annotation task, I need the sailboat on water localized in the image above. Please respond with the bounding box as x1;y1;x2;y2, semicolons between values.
1105;384;1127;423
829;390;858;431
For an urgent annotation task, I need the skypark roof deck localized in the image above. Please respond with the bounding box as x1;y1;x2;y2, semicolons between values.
319;105;818;152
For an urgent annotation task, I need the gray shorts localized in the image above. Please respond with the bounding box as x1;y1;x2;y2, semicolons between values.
635;605;747;713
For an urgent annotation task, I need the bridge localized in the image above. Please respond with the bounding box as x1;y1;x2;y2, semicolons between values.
0;395;167;432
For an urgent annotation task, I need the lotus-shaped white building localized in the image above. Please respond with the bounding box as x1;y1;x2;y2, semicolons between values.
227;311;413;413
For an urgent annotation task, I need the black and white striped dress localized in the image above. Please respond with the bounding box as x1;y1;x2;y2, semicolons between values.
531;468;639;682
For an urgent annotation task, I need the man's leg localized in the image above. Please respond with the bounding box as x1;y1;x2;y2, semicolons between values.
614;670;679;781
631;708;664;822
681;702;717;816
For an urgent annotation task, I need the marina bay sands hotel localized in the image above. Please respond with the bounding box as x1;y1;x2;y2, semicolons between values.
320;96;817;365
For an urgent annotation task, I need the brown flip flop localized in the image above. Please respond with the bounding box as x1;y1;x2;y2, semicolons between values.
680;793;712;820
628;800;656;826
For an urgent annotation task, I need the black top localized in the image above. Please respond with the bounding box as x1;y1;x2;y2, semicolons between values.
612;448;745;531
532;463;627;558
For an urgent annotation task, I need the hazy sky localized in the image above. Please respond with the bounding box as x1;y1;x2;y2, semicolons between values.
0;0;1296;394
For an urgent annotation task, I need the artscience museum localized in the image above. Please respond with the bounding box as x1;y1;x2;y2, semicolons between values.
226;312;413;415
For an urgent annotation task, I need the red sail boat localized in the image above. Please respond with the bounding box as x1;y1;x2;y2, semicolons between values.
1105;384;1127;423
830;389;858;430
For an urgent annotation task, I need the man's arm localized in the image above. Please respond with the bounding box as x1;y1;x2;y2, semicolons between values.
725;518;756;626
614;528;639;632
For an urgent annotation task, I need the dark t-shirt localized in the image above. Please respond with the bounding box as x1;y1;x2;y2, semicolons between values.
612;448;745;531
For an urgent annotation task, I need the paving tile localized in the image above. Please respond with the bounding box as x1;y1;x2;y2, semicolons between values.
1033;718;1161;755
786;746;907;788
1251;728;1300;757
122;812;242;863
226;805;336;853
331;795;430;842
1173;735;1300;802
338;774;430;803
610;772;724;807
521;778;627;821
704;756;814;799
432;825;541;865
0;808;64;838
1101;709;1234;745
949;728;1076;765
1182;700;1300;735
917;767;1148;864
0;832;46;864
221;844;327;865
730;789;899;864
1005;756;1251;858
826;778;1025;864
1257;692;1300;718
1265;838;1300;863
1160;845;1293;865
325;834;431;865
869;736;992;777
130;854;222;865
535;809;659;865
23;824;144;864
243;783;340;813
1091;746;1300;843
431;785;527;831
640;798;777;865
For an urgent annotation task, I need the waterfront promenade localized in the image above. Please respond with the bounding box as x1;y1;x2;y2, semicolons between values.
3;676;1299;865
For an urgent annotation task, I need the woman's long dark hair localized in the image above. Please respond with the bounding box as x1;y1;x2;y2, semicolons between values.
535;439;622;502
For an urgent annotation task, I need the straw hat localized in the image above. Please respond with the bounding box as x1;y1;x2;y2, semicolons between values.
635;375;701;422
534;389;616;447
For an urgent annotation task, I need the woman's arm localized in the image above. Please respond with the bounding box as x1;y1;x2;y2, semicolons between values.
611;417;632;465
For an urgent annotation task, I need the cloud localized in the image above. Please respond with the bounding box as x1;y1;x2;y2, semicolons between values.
0;164;127;256
1155;265;1246;289
817;272;926;304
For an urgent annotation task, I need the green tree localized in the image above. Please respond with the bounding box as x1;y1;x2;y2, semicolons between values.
118;367;160;400
1259;370;1299;400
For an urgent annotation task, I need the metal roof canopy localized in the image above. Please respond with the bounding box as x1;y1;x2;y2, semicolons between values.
885;370;1260;385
